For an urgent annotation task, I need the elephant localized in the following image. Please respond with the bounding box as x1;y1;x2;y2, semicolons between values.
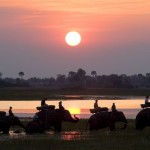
87;111;128;131
0;113;25;134
136;108;150;130
26;109;79;134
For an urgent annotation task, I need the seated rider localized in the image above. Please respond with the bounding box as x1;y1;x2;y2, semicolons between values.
59;101;64;110
111;103;117;112
145;96;150;104
41;97;47;106
9;106;14;117
94;100;99;109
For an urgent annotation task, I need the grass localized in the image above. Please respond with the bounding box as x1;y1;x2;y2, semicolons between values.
0;87;150;100
0;119;150;150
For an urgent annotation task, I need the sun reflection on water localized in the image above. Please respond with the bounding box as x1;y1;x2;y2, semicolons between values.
61;131;88;140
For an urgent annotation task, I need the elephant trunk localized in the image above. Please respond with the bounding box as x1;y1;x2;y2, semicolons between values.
11;116;25;129
72;115;79;123
18;122;26;129
66;115;79;123
63;110;79;123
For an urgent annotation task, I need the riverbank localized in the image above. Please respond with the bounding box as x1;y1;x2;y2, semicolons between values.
0;87;149;100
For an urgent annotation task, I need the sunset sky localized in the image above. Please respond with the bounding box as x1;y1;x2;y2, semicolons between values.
0;0;150;78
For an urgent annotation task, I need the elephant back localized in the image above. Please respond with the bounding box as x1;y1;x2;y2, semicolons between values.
36;105;55;111
136;108;150;129
37;109;56;118
0;111;7;122
0;111;6;117
89;111;110;122
136;108;150;120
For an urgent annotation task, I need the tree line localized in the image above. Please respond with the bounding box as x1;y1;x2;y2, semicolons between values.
1;69;150;89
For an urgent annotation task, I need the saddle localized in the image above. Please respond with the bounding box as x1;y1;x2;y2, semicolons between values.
36;105;55;111
141;103;150;108
90;107;108;113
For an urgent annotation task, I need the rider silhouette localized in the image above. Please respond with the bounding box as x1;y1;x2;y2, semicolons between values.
9;106;14;116
41;97;47;106
59;101;64;110
145;96;150;104
94;100;99;109
111;103;117;112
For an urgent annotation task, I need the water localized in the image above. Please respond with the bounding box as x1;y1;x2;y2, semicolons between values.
0;96;145;119
0;131;88;141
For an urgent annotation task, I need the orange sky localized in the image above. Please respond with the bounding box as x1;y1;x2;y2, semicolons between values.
1;0;150;14
0;0;150;78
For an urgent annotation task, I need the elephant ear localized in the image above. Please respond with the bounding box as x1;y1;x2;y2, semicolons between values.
110;111;118;120
8;116;15;126
111;111;124;121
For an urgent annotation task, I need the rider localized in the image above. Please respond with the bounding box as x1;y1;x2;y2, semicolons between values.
9;106;14;116
59;101;64;110
41;97;47;106
145;96;150;104
111;103;117;112
94;100;99;109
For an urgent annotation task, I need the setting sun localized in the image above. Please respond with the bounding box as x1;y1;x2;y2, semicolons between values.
65;31;81;46
68;108;80;114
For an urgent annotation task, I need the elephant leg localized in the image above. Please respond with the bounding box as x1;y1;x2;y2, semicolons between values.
54;123;62;132
3;126;10;134
3;122;10;134
109;123;115;131
89;121;100;131
136;122;145;130
26;121;44;134
0;127;3;132
89;124;96;131
89;126;94;131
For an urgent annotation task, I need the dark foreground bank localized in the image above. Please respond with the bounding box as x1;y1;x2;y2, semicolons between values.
0;119;150;150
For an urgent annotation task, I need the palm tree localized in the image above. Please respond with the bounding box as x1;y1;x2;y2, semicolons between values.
19;72;24;79
91;71;97;78
77;68;86;79
76;68;86;88
68;71;76;78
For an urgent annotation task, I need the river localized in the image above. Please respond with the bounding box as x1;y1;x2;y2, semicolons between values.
0;96;145;119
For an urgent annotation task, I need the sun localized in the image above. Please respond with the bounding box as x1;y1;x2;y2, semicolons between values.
65;31;81;46
68;108;80;114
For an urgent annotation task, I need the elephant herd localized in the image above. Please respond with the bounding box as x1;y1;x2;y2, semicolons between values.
0;108;79;134
0;107;150;134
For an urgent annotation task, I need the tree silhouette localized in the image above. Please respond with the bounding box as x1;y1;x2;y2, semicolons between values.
1;69;150;89
91;71;97;78
68;71;76;78
0;72;2;79
76;68;86;88
77;68;86;79
19;72;24;79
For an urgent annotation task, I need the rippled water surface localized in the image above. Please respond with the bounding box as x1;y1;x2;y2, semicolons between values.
0;131;90;141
